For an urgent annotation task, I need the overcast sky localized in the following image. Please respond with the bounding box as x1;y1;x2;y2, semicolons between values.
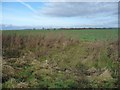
2;2;118;28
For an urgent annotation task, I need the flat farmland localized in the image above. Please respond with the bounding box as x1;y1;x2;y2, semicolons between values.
3;29;118;41
2;29;119;88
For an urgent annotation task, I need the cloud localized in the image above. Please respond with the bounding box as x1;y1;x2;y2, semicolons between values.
38;2;118;27
2;2;118;28
17;0;37;14
40;2;118;17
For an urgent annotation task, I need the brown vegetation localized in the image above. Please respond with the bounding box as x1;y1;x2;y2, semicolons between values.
2;33;119;88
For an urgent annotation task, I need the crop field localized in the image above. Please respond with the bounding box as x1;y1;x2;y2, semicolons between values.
3;29;118;41
2;29;119;88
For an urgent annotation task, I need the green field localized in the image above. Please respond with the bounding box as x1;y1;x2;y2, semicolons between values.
2;29;119;88
3;29;118;41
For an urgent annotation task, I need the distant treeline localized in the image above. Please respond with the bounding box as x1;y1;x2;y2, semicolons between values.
23;28;118;30
52;28;116;30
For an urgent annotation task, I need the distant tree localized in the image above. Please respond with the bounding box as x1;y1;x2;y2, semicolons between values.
42;27;45;30
33;28;36;30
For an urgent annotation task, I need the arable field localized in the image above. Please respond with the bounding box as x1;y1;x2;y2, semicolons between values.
3;29;118;41
2;29;119;88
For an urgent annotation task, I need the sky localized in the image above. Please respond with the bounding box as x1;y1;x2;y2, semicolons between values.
1;1;118;28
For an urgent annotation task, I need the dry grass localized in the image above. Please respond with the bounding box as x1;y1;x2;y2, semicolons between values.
2;33;79;59
2;32;119;88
